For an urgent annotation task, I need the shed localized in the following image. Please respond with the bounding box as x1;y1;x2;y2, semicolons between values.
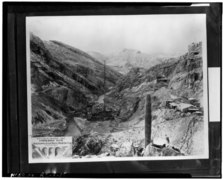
176;103;194;113
187;107;200;113
194;111;203;116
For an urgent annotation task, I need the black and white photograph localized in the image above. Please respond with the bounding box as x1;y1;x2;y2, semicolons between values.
26;14;208;163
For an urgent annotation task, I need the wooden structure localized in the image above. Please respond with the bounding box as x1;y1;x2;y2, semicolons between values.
145;94;152;147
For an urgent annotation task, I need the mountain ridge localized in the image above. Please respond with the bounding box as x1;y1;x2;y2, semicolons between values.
30;33;122;135
89;48;179;74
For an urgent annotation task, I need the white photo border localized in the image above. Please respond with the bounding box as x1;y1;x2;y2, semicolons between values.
26;14;209;163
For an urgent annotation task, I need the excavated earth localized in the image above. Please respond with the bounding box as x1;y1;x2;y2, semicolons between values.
70;42;205;158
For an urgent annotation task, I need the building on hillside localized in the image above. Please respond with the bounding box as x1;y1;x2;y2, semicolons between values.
176;103;195;113
187;107;200;113
155;75;169;83
188;42;202;56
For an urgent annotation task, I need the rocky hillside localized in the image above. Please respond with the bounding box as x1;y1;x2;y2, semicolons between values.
30;35;205;158
30;33;122;136
72;41;205;158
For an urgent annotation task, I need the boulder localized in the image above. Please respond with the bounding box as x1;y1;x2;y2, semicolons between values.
91;103;104;114
153;137;166;146
98;152;110;157
111;144;119;151
132;143;144;156
119;97;140;121
144;144;162;156
73;134;103;156
161;147;184;156
87;101;119;121
74;117;86;130
144;144;184;156
72;155;80;158
115;141;134;157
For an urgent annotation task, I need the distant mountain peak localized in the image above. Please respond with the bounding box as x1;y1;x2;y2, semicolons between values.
122;48;140;53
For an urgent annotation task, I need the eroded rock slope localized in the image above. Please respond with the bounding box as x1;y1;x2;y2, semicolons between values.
30;33;122;136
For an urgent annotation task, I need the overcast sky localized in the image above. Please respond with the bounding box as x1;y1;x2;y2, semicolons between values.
27;14;206;56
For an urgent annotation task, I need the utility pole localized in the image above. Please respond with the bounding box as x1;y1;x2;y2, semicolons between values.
145;94;152;147
103;60;106;94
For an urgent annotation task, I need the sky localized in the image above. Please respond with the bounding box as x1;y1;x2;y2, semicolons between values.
27;14;206;56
